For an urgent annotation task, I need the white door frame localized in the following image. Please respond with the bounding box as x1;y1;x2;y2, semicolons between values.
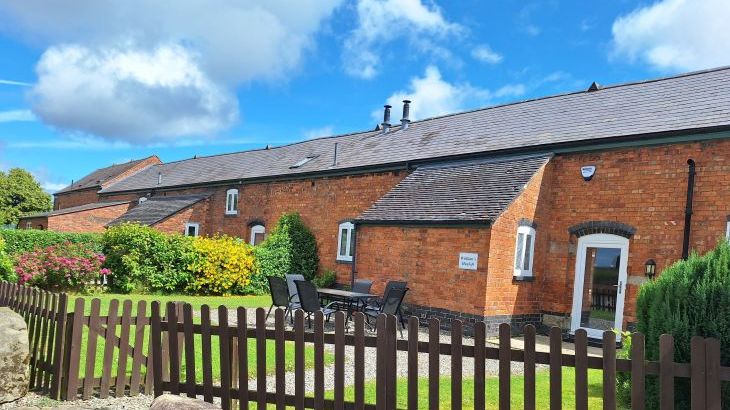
570;233;629;340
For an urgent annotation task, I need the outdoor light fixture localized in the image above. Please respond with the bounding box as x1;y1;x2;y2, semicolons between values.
645;259;656;279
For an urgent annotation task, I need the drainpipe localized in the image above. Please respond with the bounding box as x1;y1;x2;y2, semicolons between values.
682;159;696;260
350;222;359;288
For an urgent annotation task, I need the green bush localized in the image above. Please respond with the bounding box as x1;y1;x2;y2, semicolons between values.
252;212;319;294
0;237;15;282
634;240;730;409
0;229;101;255
311;270;337;288
102;223;195;294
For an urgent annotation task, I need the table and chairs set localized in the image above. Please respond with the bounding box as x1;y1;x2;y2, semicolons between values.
266;274;409;331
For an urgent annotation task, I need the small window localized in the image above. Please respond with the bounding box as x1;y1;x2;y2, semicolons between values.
250;224;265;245
337;222;355;262
138;197;148;204
225;189;239;215
514;225;536;277
185;223;200;237
726;220;730;240
26;221;32;229
290;155;318;169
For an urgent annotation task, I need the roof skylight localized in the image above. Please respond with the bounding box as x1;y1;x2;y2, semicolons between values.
290;155;318;169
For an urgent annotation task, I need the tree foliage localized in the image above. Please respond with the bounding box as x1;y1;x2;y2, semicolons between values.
0;168;52;225
252;212;319;294
634;240;730;409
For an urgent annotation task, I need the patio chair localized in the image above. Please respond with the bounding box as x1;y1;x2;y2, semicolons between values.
266;276;298;320
363;280;407;314
294;280;338;328
365;286;409;336
351;279;373;294
286;273;305;305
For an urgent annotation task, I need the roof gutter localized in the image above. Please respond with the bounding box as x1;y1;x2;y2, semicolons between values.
99;125;730;196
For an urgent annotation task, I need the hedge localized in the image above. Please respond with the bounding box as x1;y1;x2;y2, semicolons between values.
0;228;102;256
633;240;730;409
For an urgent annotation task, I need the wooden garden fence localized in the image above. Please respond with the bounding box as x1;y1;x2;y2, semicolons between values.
2;282;729;409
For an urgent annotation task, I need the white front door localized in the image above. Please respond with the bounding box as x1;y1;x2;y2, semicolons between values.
570;233;629;340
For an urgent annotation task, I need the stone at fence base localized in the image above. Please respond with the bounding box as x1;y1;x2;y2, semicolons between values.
150;394;221;410
0;307;30;404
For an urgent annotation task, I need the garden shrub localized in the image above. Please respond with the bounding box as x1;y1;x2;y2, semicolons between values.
102;223;195;294
0;228;101;255
15;242;108;292
634;240;730;409
311;270;337;288
0;237;16;282
252;212;319;294
188;235;257;295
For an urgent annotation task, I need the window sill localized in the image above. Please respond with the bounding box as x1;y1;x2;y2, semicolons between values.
335;258;353;265
512;275;535;283
224;213;238;217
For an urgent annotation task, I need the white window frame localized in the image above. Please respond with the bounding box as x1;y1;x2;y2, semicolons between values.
26;221;32;229
138;197;148;204
726;220;730;240
225;189;239;215
337;222;355;262
184;223;200;237
513;225;536;277
250;224;265;245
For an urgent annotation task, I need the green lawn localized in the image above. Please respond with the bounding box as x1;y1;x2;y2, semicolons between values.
326;368;630;409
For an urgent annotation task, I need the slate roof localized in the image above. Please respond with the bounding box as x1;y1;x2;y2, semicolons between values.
100;66;730;194
20;201;131;218
357;154;552;224
57;156;158;194
107;195;210;227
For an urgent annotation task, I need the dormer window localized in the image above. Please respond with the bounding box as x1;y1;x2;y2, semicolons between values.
225;189;239;215
290;156;317;169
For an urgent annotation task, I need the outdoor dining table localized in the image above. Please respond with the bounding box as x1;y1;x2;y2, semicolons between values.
316;288;376;320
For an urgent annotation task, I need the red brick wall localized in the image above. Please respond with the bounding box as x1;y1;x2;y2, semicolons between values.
53;188;100;210
47;203;133;233
540;139;730;324
355;226;491;316
153;199;211;235
484;162;551;316
17;217;48;230
103;171;407;280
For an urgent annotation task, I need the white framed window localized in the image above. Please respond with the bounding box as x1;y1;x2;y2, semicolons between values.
185;223;200;237
337;222;355;262
250;224;265;245
225;189;239;215
26;221;32;229
514;225;536;277
726;220;730;240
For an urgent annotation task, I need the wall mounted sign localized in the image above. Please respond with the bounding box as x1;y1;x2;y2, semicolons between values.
458;252;478;270
581;165;596;181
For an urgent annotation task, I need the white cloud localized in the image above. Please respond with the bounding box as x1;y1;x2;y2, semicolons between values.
30;44;237;142
0;1;342;141
0;109;35;122
611;0;730;71
471;44;502;64
373;65;525;122
303;126;335;140
41;181;67;193
343;0;462;79
6;135;265;150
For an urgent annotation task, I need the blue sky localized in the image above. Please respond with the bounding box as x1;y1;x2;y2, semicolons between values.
0;0;728;192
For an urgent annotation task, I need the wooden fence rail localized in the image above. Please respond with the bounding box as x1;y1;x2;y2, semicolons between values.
1;282;728;409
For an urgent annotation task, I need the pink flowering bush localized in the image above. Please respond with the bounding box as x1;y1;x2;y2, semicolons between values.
15;242;109;291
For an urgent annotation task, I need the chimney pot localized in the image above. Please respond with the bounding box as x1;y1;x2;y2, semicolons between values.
381;104;392;133
400;100;411;129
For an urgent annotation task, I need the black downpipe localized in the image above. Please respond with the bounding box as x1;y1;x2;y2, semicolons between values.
682;159;696;260
350;222;359;288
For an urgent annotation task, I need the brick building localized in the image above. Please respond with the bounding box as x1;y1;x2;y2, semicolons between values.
19;67;730;337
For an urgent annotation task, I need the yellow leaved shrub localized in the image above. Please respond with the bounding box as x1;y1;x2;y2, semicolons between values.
187;235;257;295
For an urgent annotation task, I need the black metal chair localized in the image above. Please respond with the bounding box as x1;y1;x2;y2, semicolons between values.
364;280;407;313
267;276;293;320
294;280;338;328
365;286;409;336
352;279;373;294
